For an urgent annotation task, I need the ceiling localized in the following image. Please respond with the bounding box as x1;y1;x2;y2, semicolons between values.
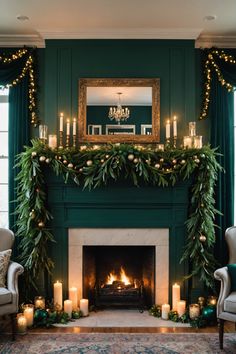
0;0;236;47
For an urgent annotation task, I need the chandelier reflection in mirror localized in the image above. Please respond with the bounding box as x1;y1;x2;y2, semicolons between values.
108;92;130;124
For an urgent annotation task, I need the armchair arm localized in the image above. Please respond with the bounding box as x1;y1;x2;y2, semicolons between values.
214;266;231;316
7;261;24;308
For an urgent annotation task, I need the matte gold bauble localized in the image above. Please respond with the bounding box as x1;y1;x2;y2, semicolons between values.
86;160;93;166
128;154;134;161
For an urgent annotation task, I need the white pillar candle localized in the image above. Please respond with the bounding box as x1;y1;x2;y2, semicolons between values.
23;304;34;327
161;303;170;320
173;116;177;137
66;119;70;135
177;300;186;317
80;298;89;316
69;287;78;310
73;118;76;135
183;136;193;148
189;303;200;319
48;134;57;149
60;113;64;132
54;281;63;309
166;119;171;139
64;299;73;318
172;283;180;310
17;314;27;334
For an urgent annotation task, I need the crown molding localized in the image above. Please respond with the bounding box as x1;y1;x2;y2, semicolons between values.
40;28;202;40
0;34;45;48
195;35;236;48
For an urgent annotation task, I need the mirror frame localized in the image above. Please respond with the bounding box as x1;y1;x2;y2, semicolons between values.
78;78;160;143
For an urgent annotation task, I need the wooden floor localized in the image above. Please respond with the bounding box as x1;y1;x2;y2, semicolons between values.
28;321;235;334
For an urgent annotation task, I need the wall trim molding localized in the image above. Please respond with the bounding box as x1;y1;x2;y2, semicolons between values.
195;35;236;48
0;34;45;48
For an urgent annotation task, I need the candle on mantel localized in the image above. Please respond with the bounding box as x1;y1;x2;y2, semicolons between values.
166;119;171;139
66;119;70;136
54;281;63;309
48;134;57;149
173;116;177;137
80;298;89;316
23;304;34;327
17;313;27;334
59;112;64;132
69;287;78;310
64;299;73;318
73;118;76;136
161;303;170;320
172;283;180;310
177;300;186;317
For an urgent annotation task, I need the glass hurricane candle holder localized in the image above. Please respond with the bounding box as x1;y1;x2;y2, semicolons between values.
183;136;193;149
193;135;202;148
48;134;57;149
34;296;45;309
23;304;34;327
189;303;200;319
17;313;27;334
189;122;196;137
39;124;48;143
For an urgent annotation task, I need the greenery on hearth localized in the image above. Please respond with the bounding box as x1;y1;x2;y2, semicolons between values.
15;140;222;291
149;305;161;317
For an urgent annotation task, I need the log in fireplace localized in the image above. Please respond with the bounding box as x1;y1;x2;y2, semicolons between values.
83;246;155;310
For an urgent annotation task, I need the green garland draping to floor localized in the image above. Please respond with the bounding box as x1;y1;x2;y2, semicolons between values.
15;140;222;290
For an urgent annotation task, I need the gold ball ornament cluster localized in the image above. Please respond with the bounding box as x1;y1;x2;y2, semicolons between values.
199;234;207;242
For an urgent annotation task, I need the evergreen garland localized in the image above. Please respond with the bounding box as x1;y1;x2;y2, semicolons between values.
15;140;222;291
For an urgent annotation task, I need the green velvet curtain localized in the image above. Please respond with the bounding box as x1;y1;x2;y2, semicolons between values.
0;51;30;254
208;51;236;266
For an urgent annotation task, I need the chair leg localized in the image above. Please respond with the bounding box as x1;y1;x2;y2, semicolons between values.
10;313;16;341
219;319;224;350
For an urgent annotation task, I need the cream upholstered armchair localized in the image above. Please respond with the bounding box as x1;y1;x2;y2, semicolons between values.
0;228;24;339
214;226;236;349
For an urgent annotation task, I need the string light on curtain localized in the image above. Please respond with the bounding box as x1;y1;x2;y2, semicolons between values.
108;92;130;124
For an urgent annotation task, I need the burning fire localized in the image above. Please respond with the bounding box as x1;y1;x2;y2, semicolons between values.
106;267;131;285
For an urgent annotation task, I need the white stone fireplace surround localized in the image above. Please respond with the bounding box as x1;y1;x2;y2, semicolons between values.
69;228;169;305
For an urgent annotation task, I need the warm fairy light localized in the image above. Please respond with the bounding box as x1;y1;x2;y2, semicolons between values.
106;267;131;285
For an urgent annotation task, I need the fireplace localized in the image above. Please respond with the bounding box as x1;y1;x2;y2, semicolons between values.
68;228;169;305
83;246;155;309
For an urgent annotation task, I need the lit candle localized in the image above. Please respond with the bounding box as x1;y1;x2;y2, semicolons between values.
64;299;73;318
73;118;76;136
48;134;57;149
189;122;196;136
59;113;64;132
34;296;45;309
17;314;27;334
23;304;34;327
54;281;63;309
173;116;177;137
66;119;70;135
172;283;180;310
166;119;171;139
80;298;89;316
189;303;200;319
161;303;170;320
193;136;202;149
69;287;78;310
183;136;193;149
177;300;186;317
207;296;217;306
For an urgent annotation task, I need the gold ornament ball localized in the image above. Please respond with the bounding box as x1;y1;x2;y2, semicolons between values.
155;163;160;168
79;168;83;172
105;155;109;159
194;158;200;164
68;163;73;168
133;158;139;164
63;160;68;165
172;159;177;164
39;156;46;162
45;158;50;164
31;151;37;157
29;210;36;219
128;154;134;161
86;160;93;166
38;221;45;228
101;159;104;163
160;158;164;162
181;159;186;165
199;235;207;242
58;156;62;160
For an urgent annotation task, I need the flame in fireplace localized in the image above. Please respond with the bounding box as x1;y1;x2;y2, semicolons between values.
106;267;131;285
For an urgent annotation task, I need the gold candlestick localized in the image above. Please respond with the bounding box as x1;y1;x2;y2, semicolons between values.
73;135;76;148
173;136;177;148
59;131;63;149
66;134;70;148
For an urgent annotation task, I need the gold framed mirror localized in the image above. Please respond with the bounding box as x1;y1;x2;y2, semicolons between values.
78;78;160;143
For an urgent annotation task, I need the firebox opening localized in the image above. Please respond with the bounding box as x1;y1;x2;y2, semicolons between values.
83;246;155;309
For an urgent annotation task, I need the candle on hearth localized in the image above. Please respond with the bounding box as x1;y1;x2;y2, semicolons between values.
73;117;76;136
166;119;171;139
23;304;34;327
189;303;200;319
177;300;186;317
207;296;217;306
54;281;63;309
161;303;170;320
66;119;70;136
64;299;73;318
69;287;78;310
80;298;89;316
172;283;180;310
17;313;27;334
173;116;177;137
48;134;57;149
34;296;45;309
59;112;64;132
